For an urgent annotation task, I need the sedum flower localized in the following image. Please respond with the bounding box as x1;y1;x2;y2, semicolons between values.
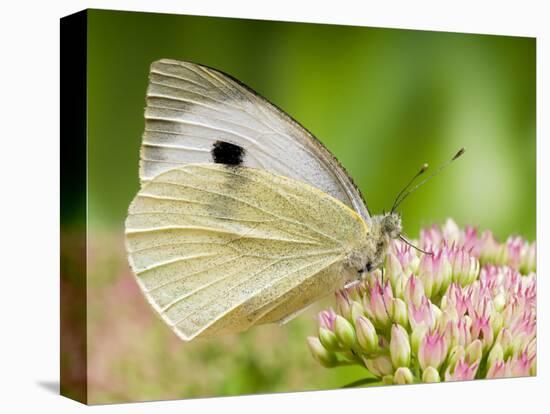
365;278;394;329
422;366;441;383
394;367;415;384
308;219;536;385
318;309;339;351
418;250;452;298
334;315;357;348
418;330;447;371
318;308;337;331
391;298;409;329
448;247;480;286
445;358;479;381
364;355;394;377
487;342;504;368
390;324;411;368
355;315;378;354
335;290;352;320
307;337;338;367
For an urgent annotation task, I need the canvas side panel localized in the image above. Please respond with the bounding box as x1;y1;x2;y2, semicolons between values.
60;9;88;405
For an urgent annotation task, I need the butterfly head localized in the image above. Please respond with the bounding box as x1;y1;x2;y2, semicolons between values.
363;212;402;272
380;212;402;239
345;212;402;281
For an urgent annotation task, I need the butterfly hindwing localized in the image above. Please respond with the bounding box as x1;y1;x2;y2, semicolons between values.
125;164;368;340
141;59;370;220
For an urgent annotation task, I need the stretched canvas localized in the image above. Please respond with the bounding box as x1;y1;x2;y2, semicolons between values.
60;8;536;405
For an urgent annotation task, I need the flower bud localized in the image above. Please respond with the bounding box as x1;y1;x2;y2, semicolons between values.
438;255;453;295
486;360;506;379
490;312;504;337
437;309;454;331
307;337;337;367
334;315;356;348
479;230;499;263
442;283;470;318
471;309;494;350
390;324;411;368
445;359;479;381
422;366;441;383
370;281;392;328
498;328;515;359
391;298;409;329
411;325;428;355
392;275;407;300
431;303;442;322
520;241;536;274
355;316;378;354
386;252;404;289
394;367;415;384
318;309;337;330
446;345;465;372
408;296;435;331
395;243;419;274
508;350;534;377
365;355;394;377
382;375;394;385
468;259;480;284
506;237;523;270
347;283;362;302
451;317;471;348
493;293;506;313
510;334;527;357
409;255;421;274
442;219;461;244
335;290;351;320
487;343;504;369
319;327;339;351
495;244;508;266
350;300;365;323
418;251;451;298
418;331;447;370
451;249;479;286
405;275;425;307
465;339;483;364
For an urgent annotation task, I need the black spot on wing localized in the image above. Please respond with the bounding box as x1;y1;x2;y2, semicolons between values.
212;141;245;165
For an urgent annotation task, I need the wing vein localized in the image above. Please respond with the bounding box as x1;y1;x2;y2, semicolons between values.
135;252;218;275
148;254;243;294
152;178;342;246
173;255;337;334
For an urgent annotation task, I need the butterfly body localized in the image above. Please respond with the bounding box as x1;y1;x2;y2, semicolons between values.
126;59;403;341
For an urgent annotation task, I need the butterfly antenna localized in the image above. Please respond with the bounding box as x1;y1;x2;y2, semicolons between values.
390;163;429;213
399;235;433;255
392;147;465;211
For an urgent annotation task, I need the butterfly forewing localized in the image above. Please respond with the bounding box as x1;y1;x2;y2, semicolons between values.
125;164;368;340
141;59;370;220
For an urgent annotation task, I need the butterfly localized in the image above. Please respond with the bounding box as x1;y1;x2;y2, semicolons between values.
125;59;463;341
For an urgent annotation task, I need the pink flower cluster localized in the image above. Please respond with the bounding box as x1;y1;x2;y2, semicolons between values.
307;219;536;384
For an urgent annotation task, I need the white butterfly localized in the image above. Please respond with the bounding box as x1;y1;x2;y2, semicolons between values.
125;59;462;341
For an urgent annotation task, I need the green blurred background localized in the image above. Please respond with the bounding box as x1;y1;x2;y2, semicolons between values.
82;9;535;404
